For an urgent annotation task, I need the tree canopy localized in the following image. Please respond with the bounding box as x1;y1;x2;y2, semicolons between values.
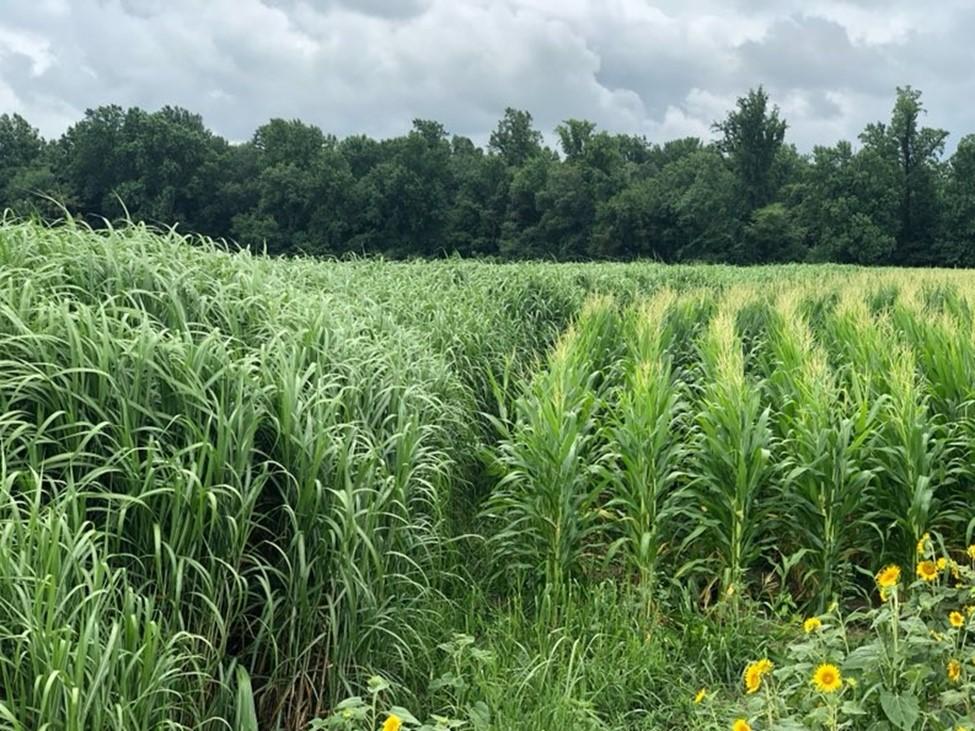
2;86;973;266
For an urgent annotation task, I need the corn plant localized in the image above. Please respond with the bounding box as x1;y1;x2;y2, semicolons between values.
818;288;898;399
682;299;774;600
482;298;620;614
763;293;877;606
601;293;686;610
890;293;975;421
869;348;961;565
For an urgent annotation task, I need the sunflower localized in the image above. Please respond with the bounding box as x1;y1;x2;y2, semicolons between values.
948;659;962;683
937;557;948;571
382;714;402;731
967;605;975;616
876;564;901;590
732;720;752;731
744;659;773;694
803;617;822;634
812;663;842;693
967;544;975;560
950;611;965;628
917;560;940;582
744;665;762;694
917;532;931;555
694;688;707;704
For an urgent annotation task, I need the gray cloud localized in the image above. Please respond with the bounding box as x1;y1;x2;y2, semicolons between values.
0;0;973;151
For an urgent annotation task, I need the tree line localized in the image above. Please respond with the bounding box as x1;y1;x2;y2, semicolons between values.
2;86;974;265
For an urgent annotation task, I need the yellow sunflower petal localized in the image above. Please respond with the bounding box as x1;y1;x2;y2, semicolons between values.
812;663;842;693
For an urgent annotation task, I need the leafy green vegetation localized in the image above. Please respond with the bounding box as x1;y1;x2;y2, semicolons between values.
0;218;973;729
4;86;975;266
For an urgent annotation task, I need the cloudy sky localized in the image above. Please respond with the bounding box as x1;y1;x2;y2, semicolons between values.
1;0;973;150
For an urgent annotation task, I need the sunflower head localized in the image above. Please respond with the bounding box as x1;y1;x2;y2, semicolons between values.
803;617;822;634
382;714;402;731
732;720;752;731
950;611;965;629
917;560;940;582
744;668;761;694
743;659;773;694
967;544;975;561
948;659;962;683
876;564;901;590
694;688;707;704
937;557;948;571
812;663;842;693
917;532;931;556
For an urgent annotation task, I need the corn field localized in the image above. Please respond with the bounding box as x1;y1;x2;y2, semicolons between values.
1;218;973;730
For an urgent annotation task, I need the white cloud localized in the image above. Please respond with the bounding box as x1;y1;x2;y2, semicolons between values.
0;25;56;75
0;0;971;151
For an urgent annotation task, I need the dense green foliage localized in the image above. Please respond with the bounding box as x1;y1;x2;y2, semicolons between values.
1;219;974;730
3;87;975;265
